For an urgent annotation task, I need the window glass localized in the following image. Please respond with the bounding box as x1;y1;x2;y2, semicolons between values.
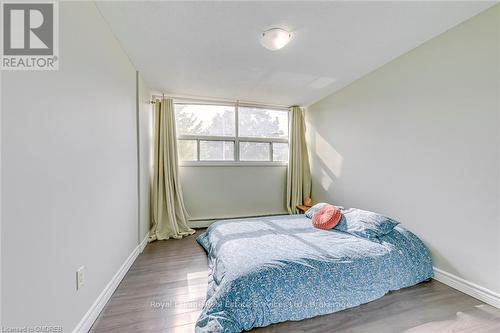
239;142;270;161
175;104;235;137
200;141;234;161
238;107;288;139
178;140;197;161
272;143;289;162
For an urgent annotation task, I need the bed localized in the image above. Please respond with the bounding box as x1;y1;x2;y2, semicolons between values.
195;212;433;332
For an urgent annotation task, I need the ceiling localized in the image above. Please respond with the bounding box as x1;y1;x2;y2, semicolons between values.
96;1;495;106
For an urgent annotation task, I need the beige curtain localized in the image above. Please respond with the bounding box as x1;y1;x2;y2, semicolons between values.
286;106;312;214
149;98;195;241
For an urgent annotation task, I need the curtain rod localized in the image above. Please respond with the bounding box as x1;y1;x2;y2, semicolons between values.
149;93;290;110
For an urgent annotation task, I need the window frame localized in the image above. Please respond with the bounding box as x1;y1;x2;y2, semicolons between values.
175;101;289;167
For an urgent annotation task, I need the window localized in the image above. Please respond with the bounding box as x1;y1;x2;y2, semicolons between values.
175;102;289;165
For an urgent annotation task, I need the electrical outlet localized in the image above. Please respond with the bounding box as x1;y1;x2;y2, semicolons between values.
76;266;85;290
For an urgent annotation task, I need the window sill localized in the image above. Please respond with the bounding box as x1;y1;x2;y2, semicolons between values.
179;161;288;167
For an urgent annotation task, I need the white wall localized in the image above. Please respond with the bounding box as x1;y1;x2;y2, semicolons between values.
306;5;500;295
180;166;287;224
137;74;152;240
1;2;139;330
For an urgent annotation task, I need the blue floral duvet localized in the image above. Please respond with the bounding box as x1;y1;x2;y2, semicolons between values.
196;214;433;332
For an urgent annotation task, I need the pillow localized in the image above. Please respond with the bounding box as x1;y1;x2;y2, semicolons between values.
312;205;342;230
335;208;399;240
305;203;329;218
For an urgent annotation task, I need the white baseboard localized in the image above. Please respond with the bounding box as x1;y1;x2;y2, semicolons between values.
72;234;149;333
139;233;149;252
433;267;500;309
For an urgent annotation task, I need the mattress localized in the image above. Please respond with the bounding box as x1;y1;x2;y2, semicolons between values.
196;214;433;332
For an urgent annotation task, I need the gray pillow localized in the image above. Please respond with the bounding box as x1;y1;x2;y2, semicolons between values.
335;208;400;240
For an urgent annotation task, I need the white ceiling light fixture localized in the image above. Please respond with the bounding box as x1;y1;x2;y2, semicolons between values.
260;28;292;51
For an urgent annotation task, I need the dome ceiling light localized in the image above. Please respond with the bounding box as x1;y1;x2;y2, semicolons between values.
260;28;292;51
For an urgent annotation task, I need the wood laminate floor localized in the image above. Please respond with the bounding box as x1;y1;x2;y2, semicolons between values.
90;230;500;333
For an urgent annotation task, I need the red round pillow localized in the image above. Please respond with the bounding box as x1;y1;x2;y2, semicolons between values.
312;205;342;230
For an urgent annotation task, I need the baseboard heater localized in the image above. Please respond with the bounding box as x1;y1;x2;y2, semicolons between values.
188;212;288;228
